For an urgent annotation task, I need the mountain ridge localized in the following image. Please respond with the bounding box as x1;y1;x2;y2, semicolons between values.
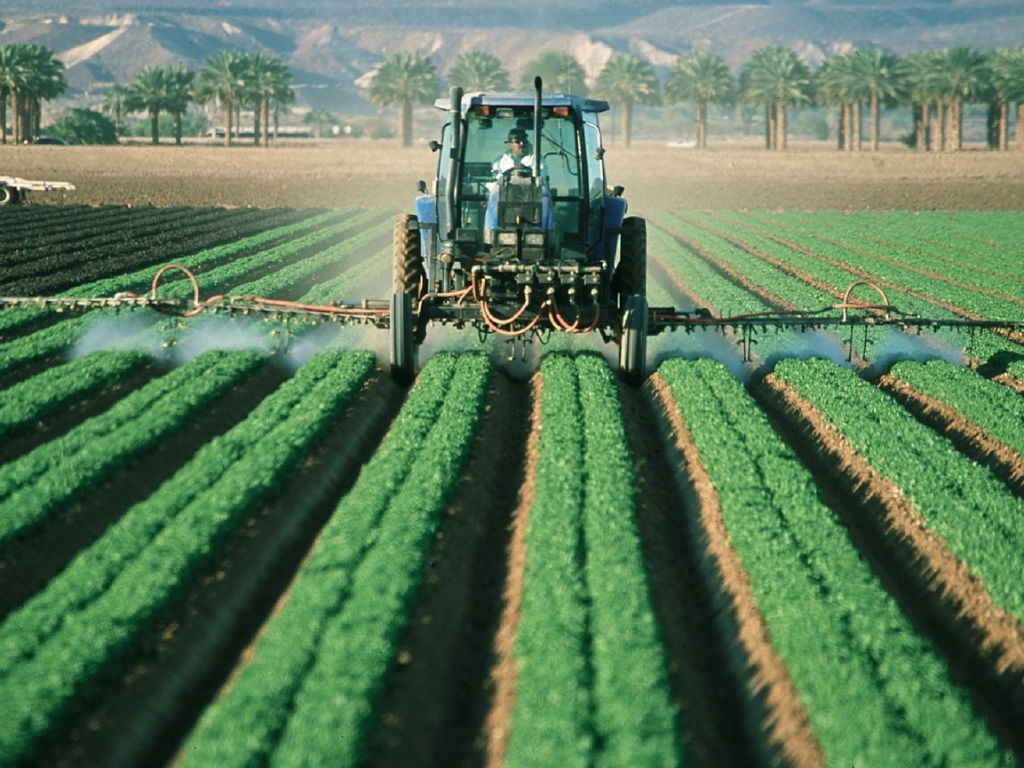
2;2;1020;115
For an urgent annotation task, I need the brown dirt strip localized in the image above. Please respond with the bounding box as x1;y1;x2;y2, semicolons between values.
756;372;1024;758
877;373;1024;497
31;370;405;768
482;373;540;768
642;373;825;768
365;370;533;768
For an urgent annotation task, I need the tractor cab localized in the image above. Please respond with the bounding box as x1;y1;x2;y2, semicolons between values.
391;79;647;388
414;86;627;289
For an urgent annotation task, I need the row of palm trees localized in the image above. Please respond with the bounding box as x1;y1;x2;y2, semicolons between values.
102;50;294;146
4;39;1024;150
373;45;1024;151
0;43;67;144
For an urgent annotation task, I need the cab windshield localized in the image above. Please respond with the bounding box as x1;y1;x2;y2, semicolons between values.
457;107;587;244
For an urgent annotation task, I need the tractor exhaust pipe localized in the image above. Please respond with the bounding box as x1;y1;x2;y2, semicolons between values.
444;85;463;241
533;77;542;181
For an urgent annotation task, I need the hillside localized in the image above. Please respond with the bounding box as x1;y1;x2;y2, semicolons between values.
1;1;1021;116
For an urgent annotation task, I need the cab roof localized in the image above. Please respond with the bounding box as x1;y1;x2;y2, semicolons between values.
433;91;610;115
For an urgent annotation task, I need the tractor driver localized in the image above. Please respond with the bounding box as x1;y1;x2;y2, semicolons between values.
485;126;553;237
491;127;547;184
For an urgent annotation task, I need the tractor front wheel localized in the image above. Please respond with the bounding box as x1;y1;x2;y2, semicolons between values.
615;216;646;310
0;185;17;206
390;290;417;386
393;213;425;297
618;293;648;386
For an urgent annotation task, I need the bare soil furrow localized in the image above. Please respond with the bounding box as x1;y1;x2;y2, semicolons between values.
756;372;1024;760
642;373;825;768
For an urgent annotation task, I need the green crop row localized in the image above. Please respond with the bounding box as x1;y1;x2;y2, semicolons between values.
683;211;1021;369
507;353;682;768
0;208;349;337
0;349;152;441
888;358;1024;458
658;357;1009;767
0;349;264;550
0;350;375;764
773;357;1024;623
0;350;372;677
0;210;378;379
179;352;490;768
723;211;1022;321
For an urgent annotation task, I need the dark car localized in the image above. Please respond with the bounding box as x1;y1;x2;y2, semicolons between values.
32;136;69;145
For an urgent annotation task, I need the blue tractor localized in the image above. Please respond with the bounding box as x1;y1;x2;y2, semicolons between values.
390;78;648;384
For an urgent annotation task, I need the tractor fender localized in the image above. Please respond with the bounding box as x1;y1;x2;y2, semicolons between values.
414;194;437;276
597;195;628;265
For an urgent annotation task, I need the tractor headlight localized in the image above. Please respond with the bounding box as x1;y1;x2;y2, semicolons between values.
497;231;517;246
524;232;546;247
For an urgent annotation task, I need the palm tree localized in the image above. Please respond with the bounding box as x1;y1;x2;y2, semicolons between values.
0;43;66;143
896;50;943;151
100;83;129;139
987;47;1024;151
739;45;812;150
369;51;439;147
0;44;28;144
594;54;660;148
664;50;734;148
303;108;335;138
933;46;990;151
815;54;853;149
195;49;246;146
124;66;169;144
163;65;195;145
519;51;588;95
244;52;292;146
447;50;510;91
848;48;900;151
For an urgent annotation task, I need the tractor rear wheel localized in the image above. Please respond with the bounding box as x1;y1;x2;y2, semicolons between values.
0;185;16;206
615;216;646;309
393;213;425;297
390;290;416;386
618;293;648;386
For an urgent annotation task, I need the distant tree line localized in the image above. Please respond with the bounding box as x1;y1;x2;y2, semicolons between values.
373;45;1024;151
4;40;1024;150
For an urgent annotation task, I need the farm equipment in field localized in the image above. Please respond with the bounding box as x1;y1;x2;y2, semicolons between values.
0;175;75;205
387;78;651;384
4;81;1024;381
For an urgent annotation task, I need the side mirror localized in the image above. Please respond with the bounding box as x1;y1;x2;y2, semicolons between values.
612;185;625;197
417;180;428;194
594;147;606;160
428;140;441;152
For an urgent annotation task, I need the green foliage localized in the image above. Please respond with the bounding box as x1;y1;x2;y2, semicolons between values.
508;353;683;768
180;352;490;767
659;356;1009;767
773;357;1024;622
0;350;263;551
46;107;118;144
519;50;588;95
0;350;375;763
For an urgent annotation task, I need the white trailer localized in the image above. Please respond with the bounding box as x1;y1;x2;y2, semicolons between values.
0;175;75;205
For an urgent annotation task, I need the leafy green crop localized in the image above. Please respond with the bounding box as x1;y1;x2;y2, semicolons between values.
508;353;682;768
659;357;1009;767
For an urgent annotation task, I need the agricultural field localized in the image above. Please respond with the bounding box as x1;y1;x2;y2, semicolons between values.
1;143;1024;768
